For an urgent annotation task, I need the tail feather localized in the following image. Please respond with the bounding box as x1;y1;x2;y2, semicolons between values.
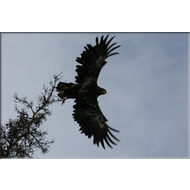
56;82;77;99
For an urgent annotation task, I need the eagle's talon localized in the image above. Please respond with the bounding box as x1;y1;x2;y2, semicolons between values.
62;97;67;104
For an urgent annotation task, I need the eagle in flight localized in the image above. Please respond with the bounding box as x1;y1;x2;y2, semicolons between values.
56;35;120;149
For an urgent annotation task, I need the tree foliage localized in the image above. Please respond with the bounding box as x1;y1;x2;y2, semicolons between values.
0;73;62;158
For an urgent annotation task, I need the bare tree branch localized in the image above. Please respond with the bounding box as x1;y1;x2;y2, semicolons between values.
0;72;63;158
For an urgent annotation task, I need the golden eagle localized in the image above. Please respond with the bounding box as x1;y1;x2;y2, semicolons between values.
56;35;120;149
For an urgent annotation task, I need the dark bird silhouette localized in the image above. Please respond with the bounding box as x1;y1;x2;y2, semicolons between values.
56;35;120;149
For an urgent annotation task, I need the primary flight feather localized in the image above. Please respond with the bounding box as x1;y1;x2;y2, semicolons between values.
56;35;120;149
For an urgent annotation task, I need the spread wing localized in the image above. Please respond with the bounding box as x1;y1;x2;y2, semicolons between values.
72;35;120;149
73;97;120;149
75;35;120;85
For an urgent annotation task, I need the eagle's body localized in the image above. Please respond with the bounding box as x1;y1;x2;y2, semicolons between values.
56;35;120;149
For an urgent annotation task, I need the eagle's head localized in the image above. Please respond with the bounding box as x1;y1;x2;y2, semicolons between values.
97;86;107;96
102;88;107;95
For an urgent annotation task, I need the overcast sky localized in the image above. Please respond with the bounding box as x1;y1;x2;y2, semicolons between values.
1;33;188;158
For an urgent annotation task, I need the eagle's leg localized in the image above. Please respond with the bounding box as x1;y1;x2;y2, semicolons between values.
62;97;67;104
